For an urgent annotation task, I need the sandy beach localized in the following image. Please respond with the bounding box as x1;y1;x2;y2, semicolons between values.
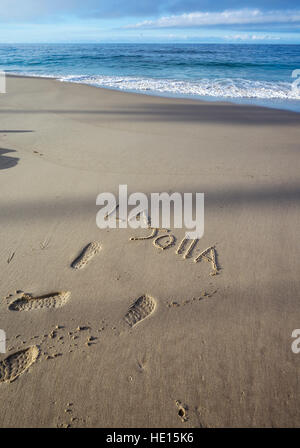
0;74;300;428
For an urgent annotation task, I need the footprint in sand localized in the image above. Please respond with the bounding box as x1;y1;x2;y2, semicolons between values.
175;400;189;422
71;241;101;270
9;291;71;311
124;294;156;328
0;346;39;383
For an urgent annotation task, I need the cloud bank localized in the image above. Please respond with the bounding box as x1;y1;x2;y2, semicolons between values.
126;9;300;29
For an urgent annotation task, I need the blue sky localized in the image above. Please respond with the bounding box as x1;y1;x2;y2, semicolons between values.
0;0;299;43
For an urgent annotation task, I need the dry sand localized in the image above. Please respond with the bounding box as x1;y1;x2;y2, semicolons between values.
0;75;300;427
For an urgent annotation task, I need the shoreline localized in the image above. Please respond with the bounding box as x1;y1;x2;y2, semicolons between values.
7;73;300;115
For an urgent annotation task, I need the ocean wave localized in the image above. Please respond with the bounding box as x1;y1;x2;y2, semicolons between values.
7;70;300;101
58;74;300;100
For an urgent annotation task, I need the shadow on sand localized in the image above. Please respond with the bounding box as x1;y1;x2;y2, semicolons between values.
0;103;299;126
0;183;299;223
0;130;33;133
0;148;19;170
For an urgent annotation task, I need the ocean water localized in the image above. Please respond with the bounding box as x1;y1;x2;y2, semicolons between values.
1;43;300;112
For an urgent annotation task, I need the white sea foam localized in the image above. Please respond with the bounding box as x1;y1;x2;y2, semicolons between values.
9;71;300;101
58;74;300;100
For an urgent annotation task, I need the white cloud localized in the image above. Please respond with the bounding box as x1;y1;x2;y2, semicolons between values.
224;33;281;41
126;9;300;29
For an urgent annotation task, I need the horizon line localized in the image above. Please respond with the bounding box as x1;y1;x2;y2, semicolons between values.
0;41;300;45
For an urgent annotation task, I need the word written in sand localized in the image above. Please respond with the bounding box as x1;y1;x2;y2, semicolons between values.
177;238;219;275
130;229;219;275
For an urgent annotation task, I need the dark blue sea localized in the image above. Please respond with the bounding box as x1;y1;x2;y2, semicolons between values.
1;43;300;111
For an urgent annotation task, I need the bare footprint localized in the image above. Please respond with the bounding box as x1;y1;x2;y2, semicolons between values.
71;242;101;270
0;346;39;383
9;291;71;311
124;295;156;328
